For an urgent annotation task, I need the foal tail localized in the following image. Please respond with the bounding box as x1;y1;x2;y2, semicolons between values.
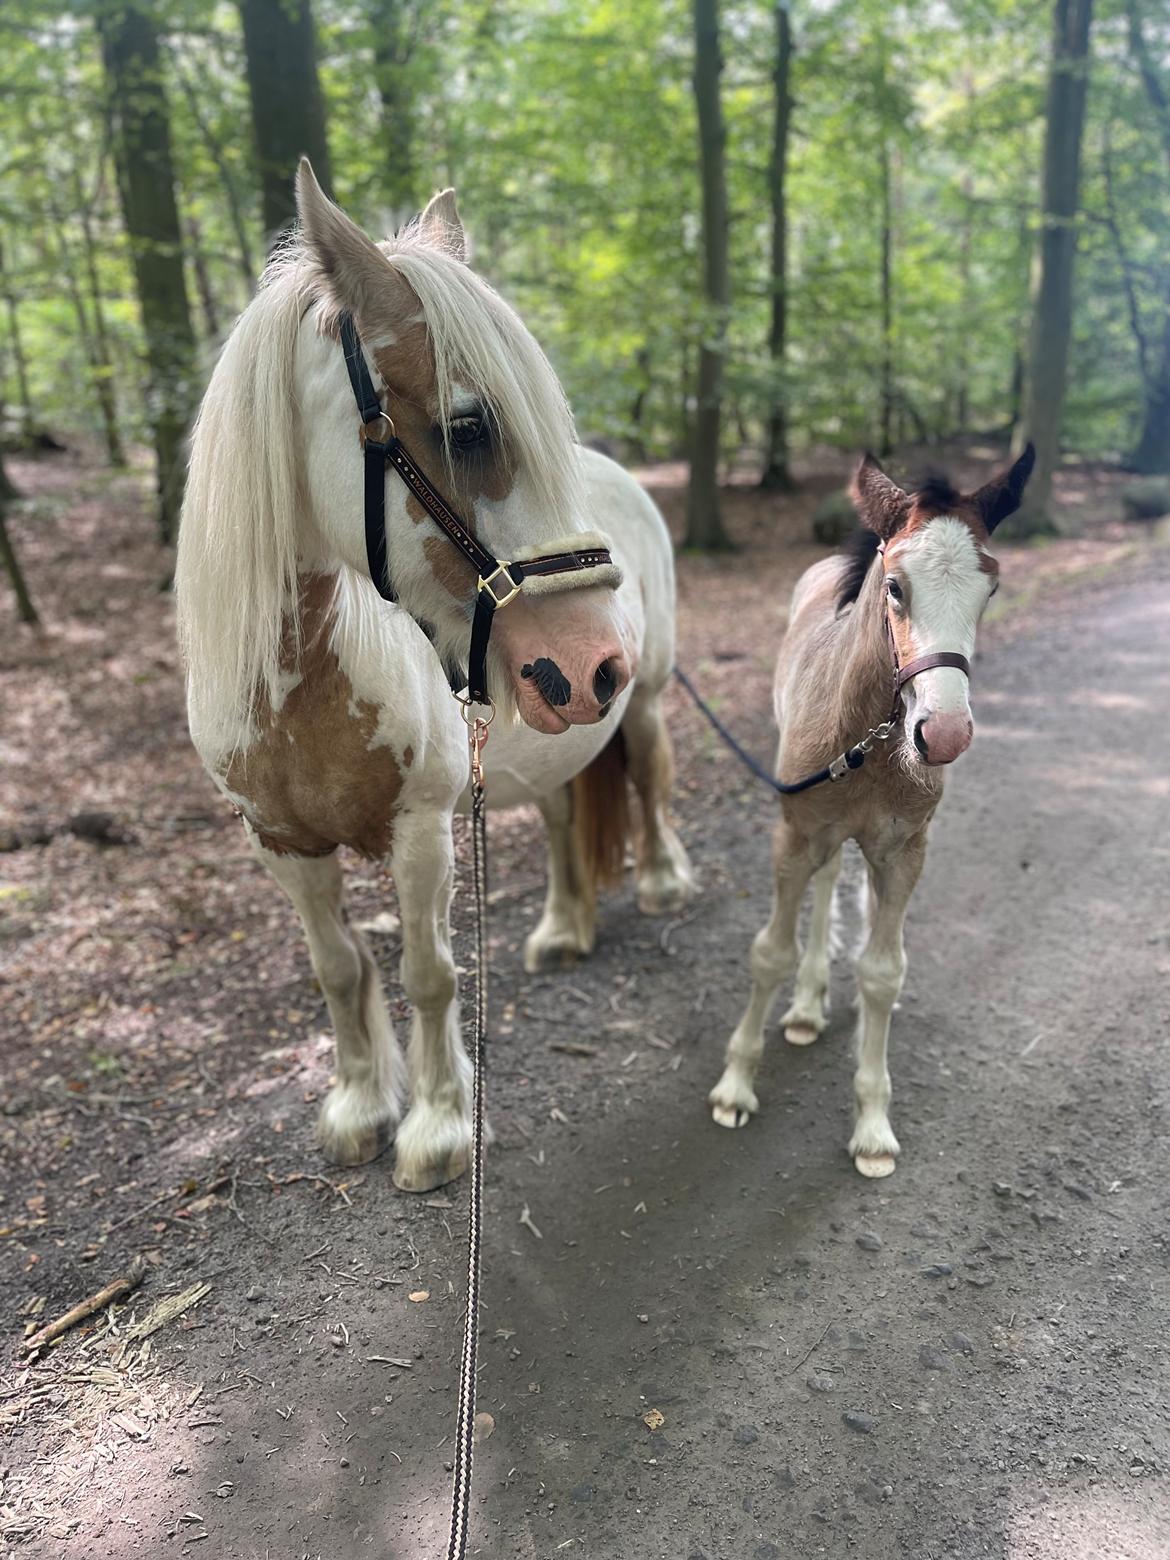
572;728;631;903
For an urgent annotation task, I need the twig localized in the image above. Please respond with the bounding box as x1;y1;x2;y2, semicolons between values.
21;1257;146;1354
783;1317;836;1377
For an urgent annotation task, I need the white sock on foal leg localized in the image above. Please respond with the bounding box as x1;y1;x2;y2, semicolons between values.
849;838;925;1178
249;836;405;1166
710;828;812;1128
782;848;842;1046
389;809;473;1193
524;784;597;972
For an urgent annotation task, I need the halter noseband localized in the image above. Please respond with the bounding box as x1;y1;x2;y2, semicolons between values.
338;311;619;706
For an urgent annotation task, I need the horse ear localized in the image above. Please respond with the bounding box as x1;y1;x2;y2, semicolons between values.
417;188;467;262
850;452;910;538
970;443;1035;533
295;157;411;323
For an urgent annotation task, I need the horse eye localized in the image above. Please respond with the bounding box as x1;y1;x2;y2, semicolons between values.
886;577;903;603
448;414;486;450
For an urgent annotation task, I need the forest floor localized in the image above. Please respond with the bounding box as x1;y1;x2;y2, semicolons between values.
1;443;1168;1559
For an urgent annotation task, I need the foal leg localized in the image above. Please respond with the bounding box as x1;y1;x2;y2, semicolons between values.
622;686;696;914
248;834;404;1166
850;832;927;1179
523;784;597;973
709;821;818;1128
781;848;843;1047
389;808;473;1193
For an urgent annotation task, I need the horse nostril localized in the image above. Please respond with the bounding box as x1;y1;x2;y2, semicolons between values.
593;658;618;706
913;718;930;760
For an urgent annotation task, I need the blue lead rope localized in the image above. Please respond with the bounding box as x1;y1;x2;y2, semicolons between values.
672;665;879;797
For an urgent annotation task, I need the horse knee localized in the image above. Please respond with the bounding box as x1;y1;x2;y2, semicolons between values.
751;925;797;986
401;950;456;1014
857;947;905;1009
311;930;362;1003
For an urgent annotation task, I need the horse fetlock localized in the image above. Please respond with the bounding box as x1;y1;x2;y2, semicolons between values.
317;1078;401;1167
523;904;596;972
393;1099;480;1193
849;1110;900;1178
636;831;696;916
709;1059;759;1129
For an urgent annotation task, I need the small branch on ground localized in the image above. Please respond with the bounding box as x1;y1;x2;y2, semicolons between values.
21;1256;147;1355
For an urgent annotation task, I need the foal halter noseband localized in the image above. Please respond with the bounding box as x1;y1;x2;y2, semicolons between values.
338;312;617;706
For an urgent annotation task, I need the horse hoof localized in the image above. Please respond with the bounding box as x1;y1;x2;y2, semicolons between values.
711;1103;752;1130
393;1149;469;1194
854;1152;897;1179
783;1023;820;1047
318;1120;392;1168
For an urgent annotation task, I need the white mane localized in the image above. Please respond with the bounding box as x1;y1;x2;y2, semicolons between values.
175;226;582;744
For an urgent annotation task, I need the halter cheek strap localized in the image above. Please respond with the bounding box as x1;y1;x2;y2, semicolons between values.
338;311;620;706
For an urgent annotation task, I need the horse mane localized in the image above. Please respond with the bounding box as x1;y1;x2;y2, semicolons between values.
836;526;881;612
176;225;582;747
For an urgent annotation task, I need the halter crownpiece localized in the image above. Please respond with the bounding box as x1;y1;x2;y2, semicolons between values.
338;311;622;706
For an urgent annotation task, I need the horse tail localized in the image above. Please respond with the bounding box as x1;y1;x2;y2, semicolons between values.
572;727;631;904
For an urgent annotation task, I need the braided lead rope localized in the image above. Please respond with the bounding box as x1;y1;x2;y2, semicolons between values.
447;740;489;1560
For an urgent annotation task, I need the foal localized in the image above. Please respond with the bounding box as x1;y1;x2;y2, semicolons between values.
709;446;1034;1176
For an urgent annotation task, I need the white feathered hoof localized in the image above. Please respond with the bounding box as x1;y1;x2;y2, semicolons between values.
316;1085;398;1167
392;1101;475;1193
708;1064;758;1130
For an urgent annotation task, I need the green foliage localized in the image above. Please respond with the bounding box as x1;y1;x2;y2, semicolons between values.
0;0;1166;469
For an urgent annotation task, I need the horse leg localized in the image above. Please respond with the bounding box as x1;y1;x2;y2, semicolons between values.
622;685;696;914
850;831;927;1179
709;821;817;1128
248;835;405;1166
389;808;472;1193
781;847;843;1047
523;784;597;973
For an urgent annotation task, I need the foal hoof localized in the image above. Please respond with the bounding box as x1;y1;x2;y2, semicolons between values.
783;1022;821;1047
712;1104;753;1130
854;1152;897;1180
317;1118;393;1168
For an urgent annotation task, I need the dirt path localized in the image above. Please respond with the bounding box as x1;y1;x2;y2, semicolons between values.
3;478;1169;1556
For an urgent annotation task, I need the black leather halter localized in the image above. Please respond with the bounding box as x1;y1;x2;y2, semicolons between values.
338;312;614;706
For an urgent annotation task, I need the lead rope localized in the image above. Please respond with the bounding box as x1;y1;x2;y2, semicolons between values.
447;706;491;1560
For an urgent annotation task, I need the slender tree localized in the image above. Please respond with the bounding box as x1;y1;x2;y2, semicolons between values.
98;0;197;543
239;0;332;243
685;0;732;551
0;237;35;446
1123;0;1170;473
759;0;794;491
0;445;37;625
370;0;420;211
1016;0;1094;530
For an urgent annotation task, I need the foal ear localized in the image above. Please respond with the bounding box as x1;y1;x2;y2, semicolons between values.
295;157;412;323
970;442;1036;533
417;188;467;263
850;452;910;538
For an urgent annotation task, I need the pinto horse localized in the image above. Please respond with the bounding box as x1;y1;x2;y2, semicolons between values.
176;163;693;1192
709;445;1034;1177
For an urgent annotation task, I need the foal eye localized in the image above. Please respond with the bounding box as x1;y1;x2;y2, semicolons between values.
448;414;487;450
886;578;904;603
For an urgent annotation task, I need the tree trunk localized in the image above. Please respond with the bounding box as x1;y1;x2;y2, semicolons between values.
99;1;197;544
187;216;221;340
370;0;418;211
685;0;732;551
174;63;257;292
1124;1;1170;473
0;238;36;445
759;1;794;491
878;132;894;459
73;170;127;467
0;448;38;626
1015;0;1094;532
239;0;333;243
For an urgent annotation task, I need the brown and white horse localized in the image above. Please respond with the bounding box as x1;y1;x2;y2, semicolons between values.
709;446;1034;1176
176;164;693;1192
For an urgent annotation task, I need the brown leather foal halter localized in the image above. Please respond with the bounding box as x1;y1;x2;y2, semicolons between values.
339;311;617;707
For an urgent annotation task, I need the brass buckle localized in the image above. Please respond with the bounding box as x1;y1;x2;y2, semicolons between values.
359;411;395;447
477;562;522;608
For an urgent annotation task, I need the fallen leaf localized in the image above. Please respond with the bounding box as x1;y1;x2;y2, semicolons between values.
409;1290;430;1303
643;1408;665;1431
473;1411;495;1443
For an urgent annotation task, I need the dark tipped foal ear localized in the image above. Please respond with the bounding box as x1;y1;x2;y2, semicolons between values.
850;452;911;539
971;443;1035;533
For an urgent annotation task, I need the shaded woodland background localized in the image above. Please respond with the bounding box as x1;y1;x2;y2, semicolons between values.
2;0;1170;614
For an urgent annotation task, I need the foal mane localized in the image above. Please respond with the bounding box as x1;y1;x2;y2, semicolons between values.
176;224;581;745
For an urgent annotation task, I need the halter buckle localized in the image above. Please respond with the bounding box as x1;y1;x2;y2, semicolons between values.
477;562;522;609
359;411;395;448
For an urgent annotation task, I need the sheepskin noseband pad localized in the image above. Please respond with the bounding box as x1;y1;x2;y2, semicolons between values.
511;531;623;597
